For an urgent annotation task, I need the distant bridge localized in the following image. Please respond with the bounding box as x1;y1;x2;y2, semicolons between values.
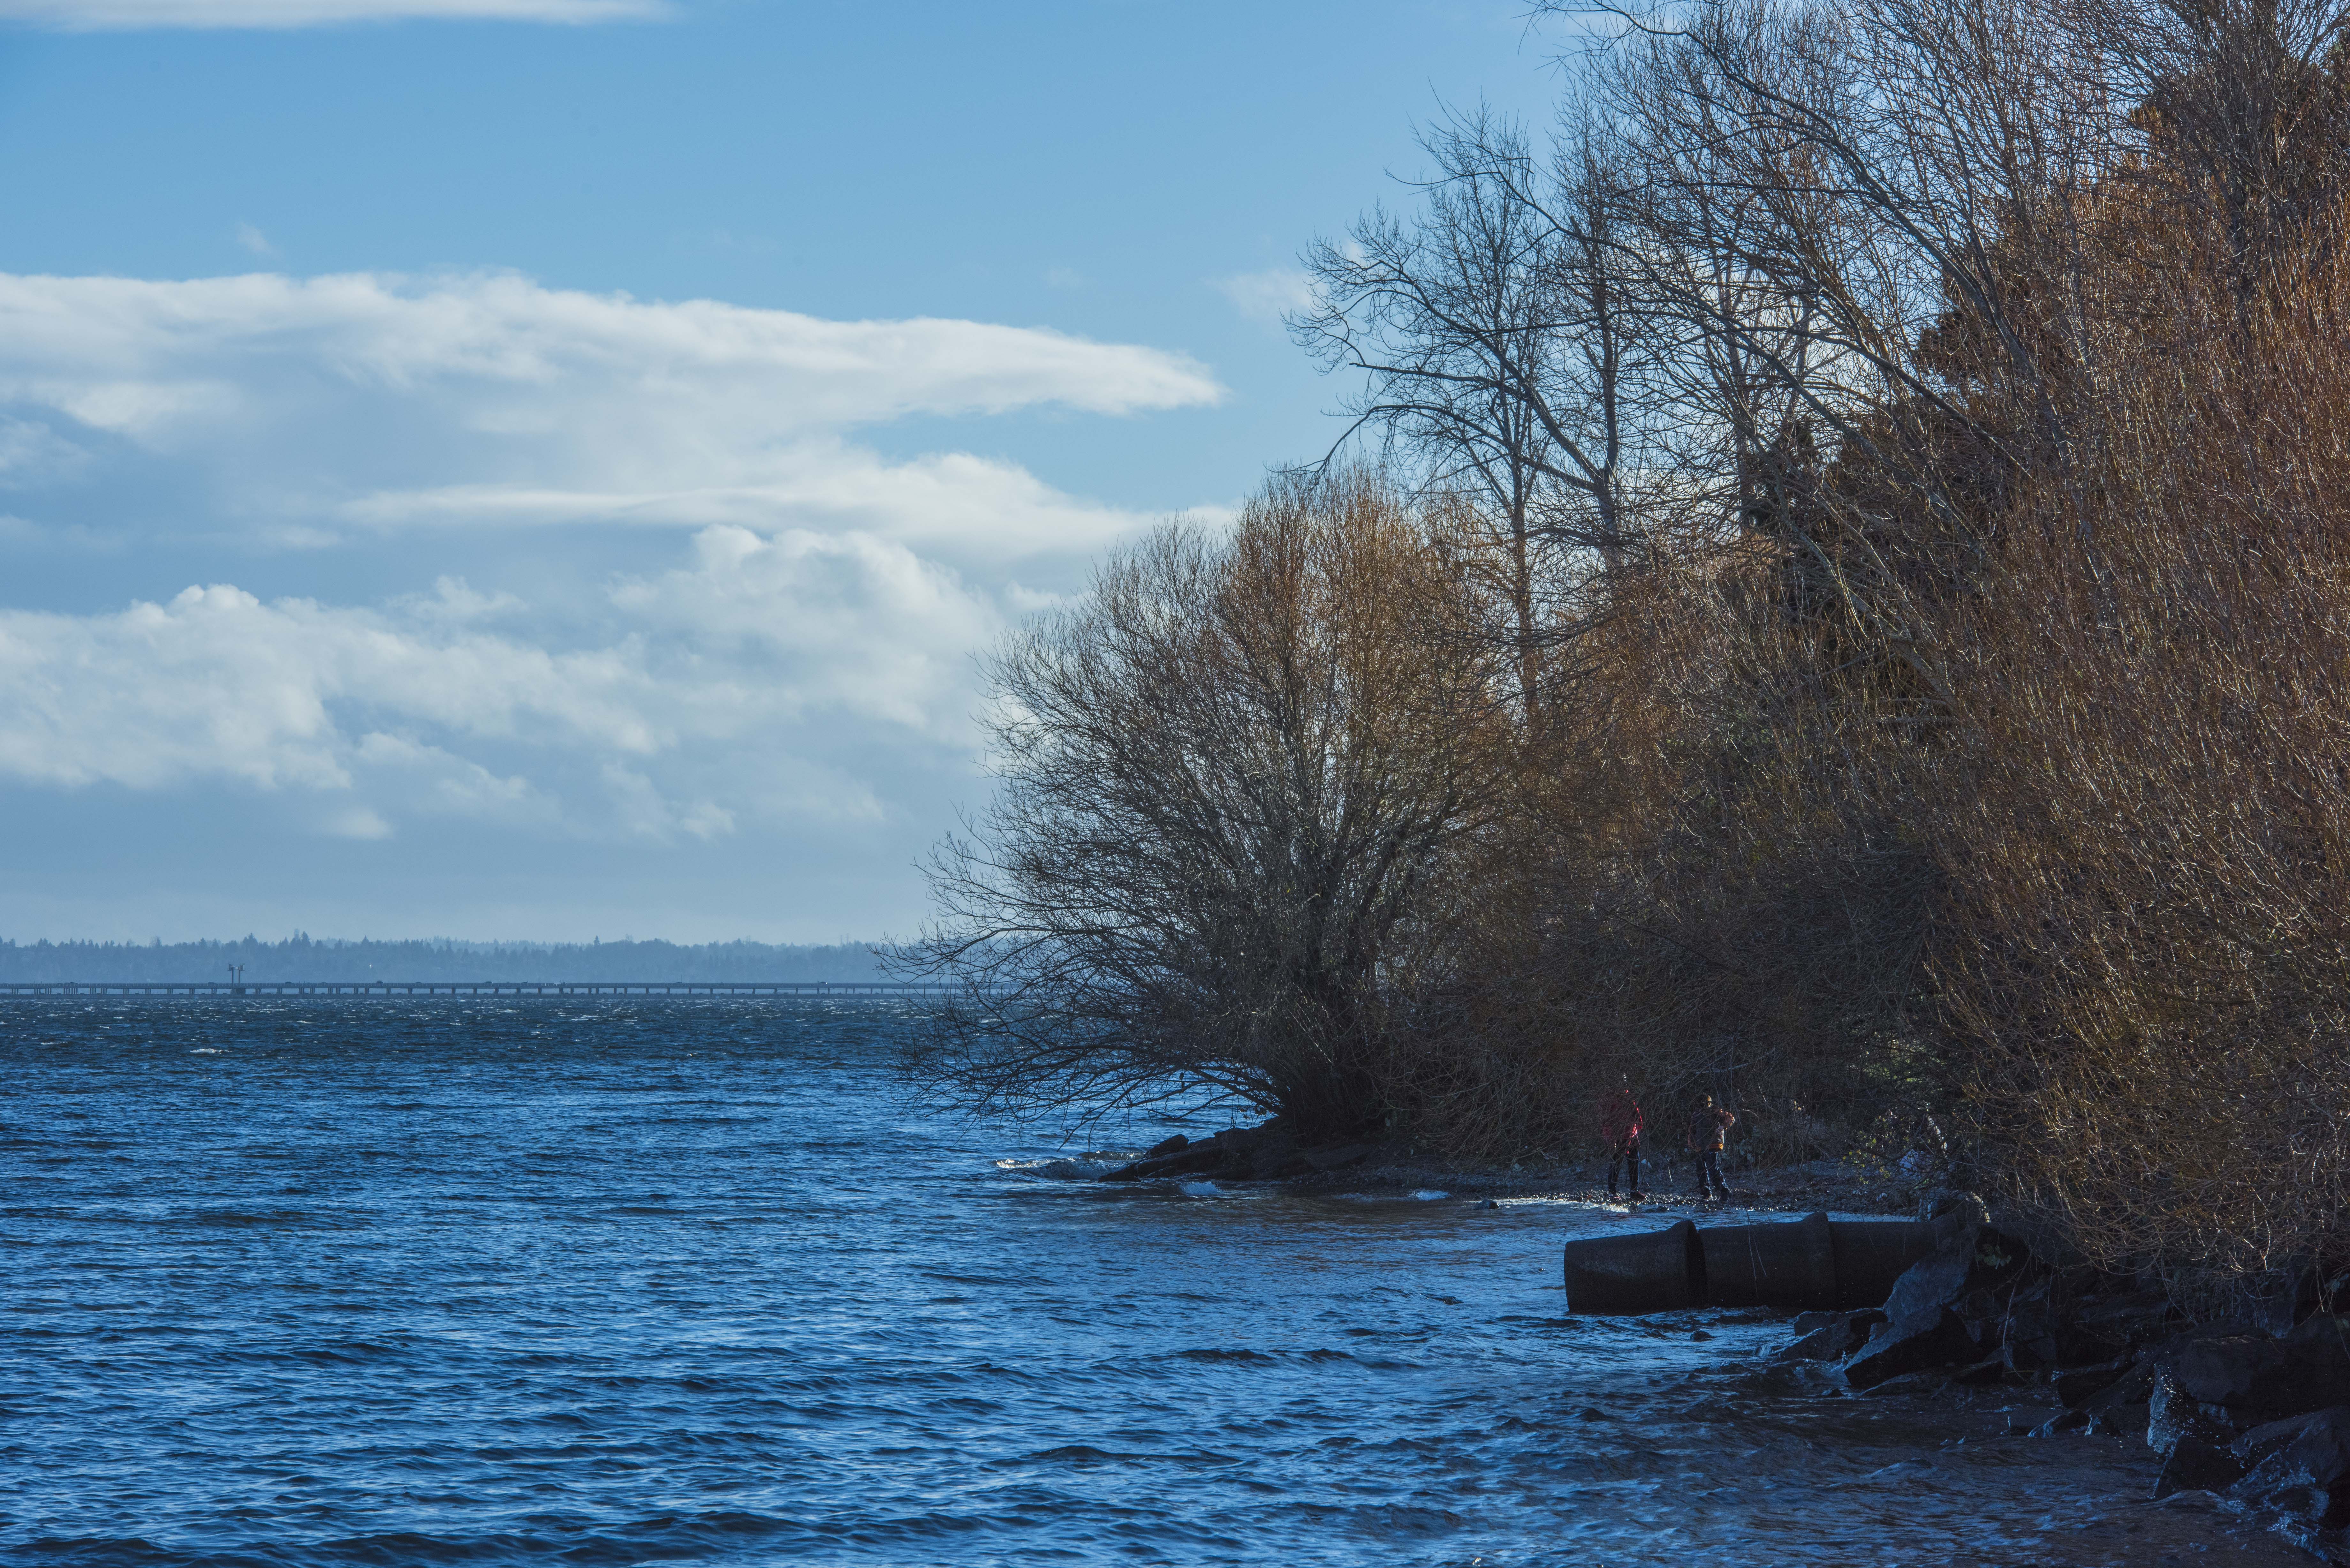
0;981;954;999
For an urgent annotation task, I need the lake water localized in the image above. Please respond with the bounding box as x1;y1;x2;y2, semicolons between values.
0;999;2310;1566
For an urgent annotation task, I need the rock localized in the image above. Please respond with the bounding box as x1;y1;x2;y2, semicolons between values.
2033;1407;2090;1437
2054;1359;2132;1409
2231;1406;2350;1527
2149;1366;2237;1455
2087;1401;2150;1440
2154;1434;2247;1498
1144;1134;1190;1157
1917;1188;1991;1228
2235;1410;2335;1468
1955;1355;2013;1386
2174;1319;2350;1415
1300;1142;1378;1172
1840;1219;2029;1390
1842;1308;1981;1391
1781;1306;1888;1363
1997;1317;2062;1373
1780;1323;1856;1362
1245;1126;1299;1180
2083;1361;2156;1417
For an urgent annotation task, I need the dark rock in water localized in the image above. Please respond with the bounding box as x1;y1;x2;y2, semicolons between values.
2034;1407;2091;1437
1779;1324;1853;1363
1104;1120;1360;1183
2087;1400;2150;1440
2054;1360;2132;1409
1955;1355;2013;1386
1246;1126;1299;1180
2175;1318;2350;1414
1840;1217;2029;1390
1997;1316;2062;1373
1843;1307;1981;1390
2231;1406;2350;1527
2155;1434;2248;1498
2084;1362;2156;1417
2235;1410;2336;1468
1776;1308;1886;1364
2150;1366;2238;1456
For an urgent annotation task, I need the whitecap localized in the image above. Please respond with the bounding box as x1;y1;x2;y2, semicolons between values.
995;1157;1117;1180
1180;1180;1220;1197
1411;1189;1450;1201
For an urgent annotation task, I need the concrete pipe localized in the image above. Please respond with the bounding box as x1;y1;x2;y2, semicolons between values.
1700;1210;1838;1310
1828;1218;1937;1309
1563;1218;1702;1314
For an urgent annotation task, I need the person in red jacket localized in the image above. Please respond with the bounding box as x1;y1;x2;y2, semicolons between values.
1687;1093;1737;1202
1599;1075;1643;1202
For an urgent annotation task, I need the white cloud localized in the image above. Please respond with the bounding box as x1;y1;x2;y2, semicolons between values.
234;223;277;258
0;267;1225;880
0;0;661;28
0;269;1221;558
0;524;1007;840
1213;267;1317;324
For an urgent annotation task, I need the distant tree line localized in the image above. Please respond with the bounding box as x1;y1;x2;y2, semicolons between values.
897;0;2350;1308
0;935;885;984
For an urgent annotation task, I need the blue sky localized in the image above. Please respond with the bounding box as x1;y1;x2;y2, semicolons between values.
0;0;1562;944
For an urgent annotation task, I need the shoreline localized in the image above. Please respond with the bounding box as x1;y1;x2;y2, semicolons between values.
1088;1140;2350;1561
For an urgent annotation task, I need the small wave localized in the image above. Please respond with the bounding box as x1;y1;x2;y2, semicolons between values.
994;1155;1122;1180
1411;1189;1450;1201
1179;1180;1219;1197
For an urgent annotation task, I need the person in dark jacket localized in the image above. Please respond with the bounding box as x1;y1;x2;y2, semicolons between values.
1599;1075;1643;1201
1687;1094;1737;1202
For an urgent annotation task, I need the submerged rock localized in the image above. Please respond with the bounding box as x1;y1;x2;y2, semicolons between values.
2231;1406;2350;1527
2156;1434;2247;1498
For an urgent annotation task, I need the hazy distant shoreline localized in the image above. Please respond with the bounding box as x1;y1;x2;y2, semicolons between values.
0;936;886;985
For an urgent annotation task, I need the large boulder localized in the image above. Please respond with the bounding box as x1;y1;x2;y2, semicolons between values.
1840;1216;2030;1390
2231;1406;2350;1527
2174;1316;2350;1417
1842;1308;1981;1389
2155;1434;2247;1498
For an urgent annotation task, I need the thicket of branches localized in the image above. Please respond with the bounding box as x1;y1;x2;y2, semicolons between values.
898;0;2350;1293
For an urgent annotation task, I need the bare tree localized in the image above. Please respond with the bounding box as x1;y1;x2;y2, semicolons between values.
1293;110;1662;717
892;470;1512;1141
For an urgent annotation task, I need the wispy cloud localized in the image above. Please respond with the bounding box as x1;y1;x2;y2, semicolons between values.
0;268;1224;558
0;268;1227;844
233;223;277;258
0;0;662;26
1212;267;1317;324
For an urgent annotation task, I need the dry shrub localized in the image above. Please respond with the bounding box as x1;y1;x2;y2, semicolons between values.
1931;201;2350;1280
